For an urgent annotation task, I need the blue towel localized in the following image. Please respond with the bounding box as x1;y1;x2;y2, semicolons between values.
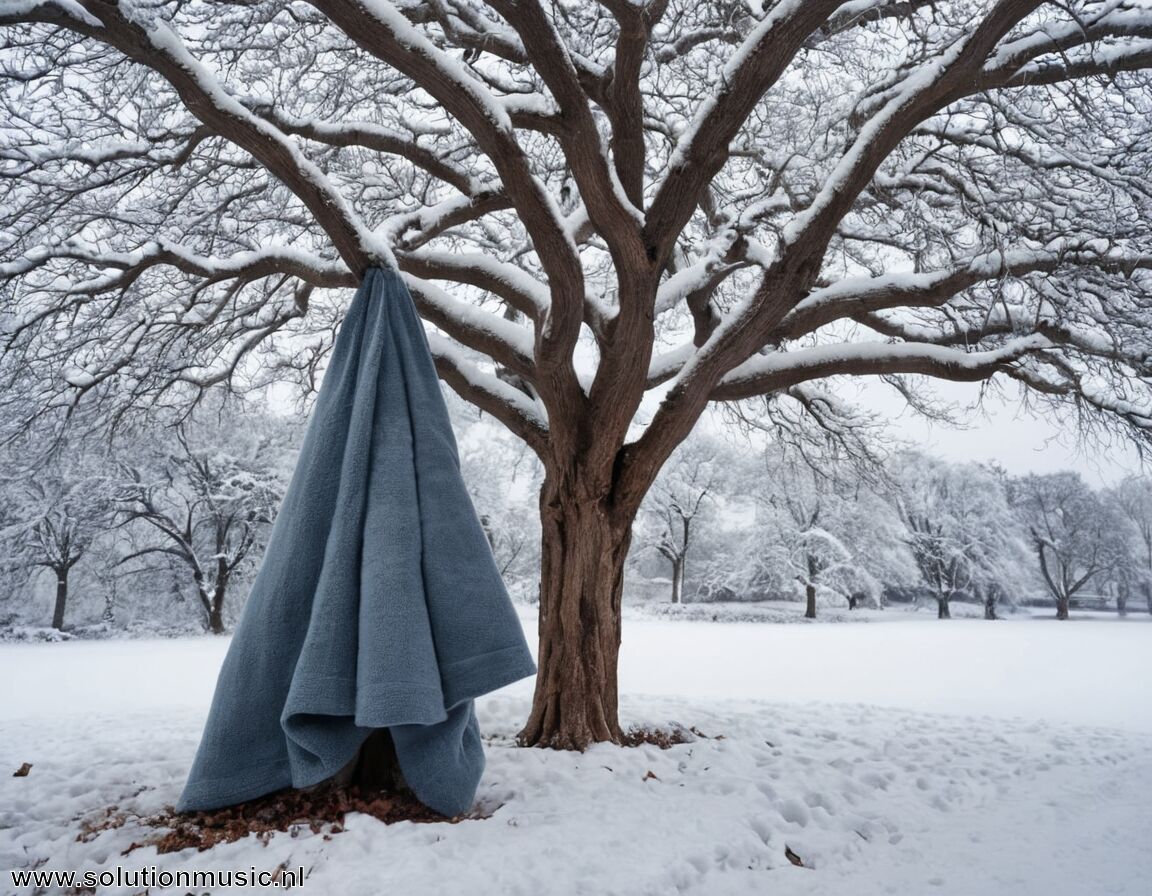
177;266;537;816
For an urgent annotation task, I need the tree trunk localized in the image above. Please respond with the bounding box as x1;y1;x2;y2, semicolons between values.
847;593;858;610
1146;581;1152;615
981;583;998;620
352;728;406;793
197;582;226;635
670;557;683;604
51;569;69;631
805;583;817;619
937;596;951;619
209;564;228;634
517;476;634;749
1116;581;1128;617
1056;596;1070;620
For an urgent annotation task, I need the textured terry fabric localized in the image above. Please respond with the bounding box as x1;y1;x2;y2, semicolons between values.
177;266;537;817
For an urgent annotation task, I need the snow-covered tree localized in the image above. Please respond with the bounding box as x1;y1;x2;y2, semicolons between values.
0;452;114;629
115;415;292;633
698;448;914;610
637;434;720;604
451;394;543;598
1111;476;1152;615
759;463;868;618
890;453;1023;619
1011;472;1126;620
4;0;1152;745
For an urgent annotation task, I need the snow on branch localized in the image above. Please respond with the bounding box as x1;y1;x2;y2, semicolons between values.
424;331;548;454
644;0;844;264
711;334;1053;401
485;0;647;245
1;0;389;272
401;274;538;383
776;245;1152;340
242;106;483;196
311;0;586;399
1;240;355;291
397;251;549;321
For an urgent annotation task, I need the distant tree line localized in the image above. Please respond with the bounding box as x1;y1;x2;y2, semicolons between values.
0;404;298;634
634;432;1151;621
1;397;1147;633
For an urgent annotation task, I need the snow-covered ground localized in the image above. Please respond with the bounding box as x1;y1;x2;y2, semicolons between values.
2;612;1149;895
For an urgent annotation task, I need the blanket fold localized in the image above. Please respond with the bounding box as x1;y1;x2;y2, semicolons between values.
177;266;537;817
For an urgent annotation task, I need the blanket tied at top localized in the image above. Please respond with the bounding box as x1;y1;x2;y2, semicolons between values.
177;266;537;817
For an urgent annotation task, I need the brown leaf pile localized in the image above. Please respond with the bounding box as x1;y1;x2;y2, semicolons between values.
80;783;481;855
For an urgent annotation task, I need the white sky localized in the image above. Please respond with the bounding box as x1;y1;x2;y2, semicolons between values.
856;377;1146;486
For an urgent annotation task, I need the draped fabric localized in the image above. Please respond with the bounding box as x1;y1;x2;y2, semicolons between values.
178;266;536;817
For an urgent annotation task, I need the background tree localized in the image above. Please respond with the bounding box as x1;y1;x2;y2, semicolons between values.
0;452;113;630
1011;472;1125;620
452;395;544;598
637;434;719;604
115;416;291;633
756;460;868;619
4;0;1152;745
1112;476;1152;615
890;453;1021;618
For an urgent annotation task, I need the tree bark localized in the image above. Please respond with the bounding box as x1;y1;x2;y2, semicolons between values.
517;474;634;749
51;569;68;631
937;596;951;619
805;583;817;619
1056;596;1070;620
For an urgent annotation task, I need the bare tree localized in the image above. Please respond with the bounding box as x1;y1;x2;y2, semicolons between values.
1112;476;1152;615
0;457;113;629
4;1;1152;745
891;453;1019;619
639;436;717;604
115;422;288;633
1011;472;1124;619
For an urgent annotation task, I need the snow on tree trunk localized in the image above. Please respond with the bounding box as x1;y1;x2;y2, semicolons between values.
51;572;68;631
518;476;633;749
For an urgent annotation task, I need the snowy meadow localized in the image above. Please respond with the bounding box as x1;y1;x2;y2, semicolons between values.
2;608;1149;896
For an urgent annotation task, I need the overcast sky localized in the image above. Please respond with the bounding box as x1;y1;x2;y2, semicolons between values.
859;378;1145;487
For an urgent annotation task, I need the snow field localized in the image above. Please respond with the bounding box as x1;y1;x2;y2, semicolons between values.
1;614;1149;895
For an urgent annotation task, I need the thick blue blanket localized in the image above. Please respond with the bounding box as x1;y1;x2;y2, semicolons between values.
177;266;537;817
